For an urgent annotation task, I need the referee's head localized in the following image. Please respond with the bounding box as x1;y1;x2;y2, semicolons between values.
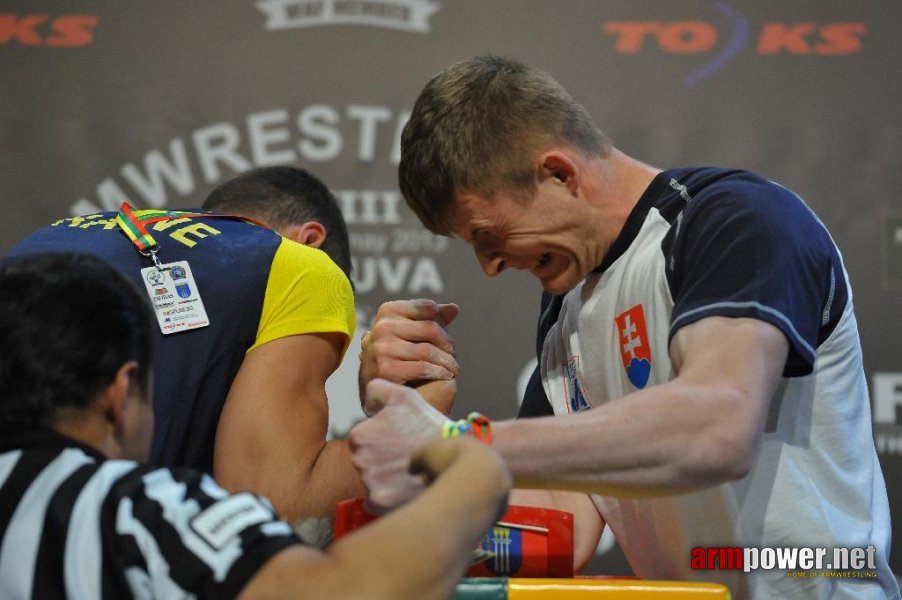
0;252;155;459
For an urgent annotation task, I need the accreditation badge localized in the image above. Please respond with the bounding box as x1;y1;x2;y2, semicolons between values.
140;260;210;334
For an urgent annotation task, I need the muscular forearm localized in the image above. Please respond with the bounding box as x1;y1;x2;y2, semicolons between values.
297;439;368;517
495;317;787;497
494;380;756;497
260;439;367;522
216;333;366;523
216;438;366;527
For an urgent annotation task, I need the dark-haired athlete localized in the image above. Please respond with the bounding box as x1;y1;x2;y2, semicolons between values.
8;167;367;543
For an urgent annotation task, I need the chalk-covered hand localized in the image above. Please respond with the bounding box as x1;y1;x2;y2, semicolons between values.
358;299;460;415
349;379;450;510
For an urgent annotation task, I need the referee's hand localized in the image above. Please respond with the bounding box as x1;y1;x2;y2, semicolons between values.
411;437;511;521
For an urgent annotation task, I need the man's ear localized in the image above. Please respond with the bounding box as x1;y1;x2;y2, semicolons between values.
285;221;327;248
538;150;580;193
97;361;139;435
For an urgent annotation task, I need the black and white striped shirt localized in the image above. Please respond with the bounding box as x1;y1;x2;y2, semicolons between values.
0;424;300;599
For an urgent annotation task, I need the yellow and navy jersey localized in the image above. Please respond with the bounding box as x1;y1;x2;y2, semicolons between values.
7;210;355;473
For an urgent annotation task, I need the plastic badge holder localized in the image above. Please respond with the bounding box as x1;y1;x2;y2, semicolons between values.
334;499;574;578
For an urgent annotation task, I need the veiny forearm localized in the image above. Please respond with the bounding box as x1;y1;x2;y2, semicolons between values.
496;317;787;497
294;439;367;517
494;380;754;497
236;438;367;522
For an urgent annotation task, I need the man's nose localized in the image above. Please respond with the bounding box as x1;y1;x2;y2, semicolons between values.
476;250;506;277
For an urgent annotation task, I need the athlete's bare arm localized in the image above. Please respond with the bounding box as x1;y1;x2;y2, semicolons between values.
352;315;788;504
214;332;366;525
494;316;787;495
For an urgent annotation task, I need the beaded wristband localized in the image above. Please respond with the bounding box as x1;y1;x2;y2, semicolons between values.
441;412;492;444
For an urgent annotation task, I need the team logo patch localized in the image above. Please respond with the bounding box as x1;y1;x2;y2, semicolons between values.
564;356;592;413
614;305;652;389
476;525;522;575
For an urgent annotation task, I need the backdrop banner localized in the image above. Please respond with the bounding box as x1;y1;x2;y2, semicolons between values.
1;0;899;581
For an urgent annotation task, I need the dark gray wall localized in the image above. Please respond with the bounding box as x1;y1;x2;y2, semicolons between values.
1;0;899;579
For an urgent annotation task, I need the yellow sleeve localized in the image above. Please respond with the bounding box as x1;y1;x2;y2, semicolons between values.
249;237;356;359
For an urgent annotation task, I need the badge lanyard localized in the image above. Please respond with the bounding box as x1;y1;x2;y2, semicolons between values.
114;202;204;271
114;202;232;335
114;202;270;269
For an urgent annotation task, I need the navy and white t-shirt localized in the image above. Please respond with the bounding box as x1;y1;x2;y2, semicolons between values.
522;167;897;598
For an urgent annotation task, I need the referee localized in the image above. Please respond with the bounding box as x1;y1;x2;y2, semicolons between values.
0;253;510;599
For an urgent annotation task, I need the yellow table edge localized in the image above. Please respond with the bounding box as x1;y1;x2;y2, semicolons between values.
507;578;731;599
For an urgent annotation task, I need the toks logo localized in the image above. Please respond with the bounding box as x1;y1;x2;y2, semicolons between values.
603;2;866;87
0;14;99;47
615;305;653;389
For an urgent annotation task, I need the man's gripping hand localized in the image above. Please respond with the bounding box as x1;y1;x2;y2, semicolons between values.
349;379;450;511
358;299;460;414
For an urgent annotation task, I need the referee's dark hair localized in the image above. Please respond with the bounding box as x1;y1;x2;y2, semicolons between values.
202;166;352;277
0;253;153;425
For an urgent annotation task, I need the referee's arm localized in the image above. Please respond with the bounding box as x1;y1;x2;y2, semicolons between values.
241;437;510;599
